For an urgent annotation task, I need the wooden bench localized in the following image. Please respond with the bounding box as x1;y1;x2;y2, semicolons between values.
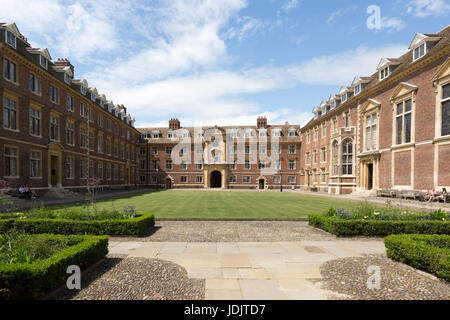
378;189;397;198
400;190;422;200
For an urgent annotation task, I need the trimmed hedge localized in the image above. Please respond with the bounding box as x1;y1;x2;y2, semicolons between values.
308;214;450;236
384;234;450;281
0;213;155;236
0;234;108;299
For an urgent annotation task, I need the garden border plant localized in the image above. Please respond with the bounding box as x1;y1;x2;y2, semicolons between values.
0;234;108;299
384;234;450;281
0;212;155;236
308;204;450;236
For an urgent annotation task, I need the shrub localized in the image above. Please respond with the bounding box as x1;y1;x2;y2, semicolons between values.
308;214;450;236
0;234;108;299
384;234;450;281
0;231;75;264
0;213;155;236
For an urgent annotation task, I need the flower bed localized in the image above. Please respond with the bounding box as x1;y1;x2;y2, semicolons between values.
0;233;108;299
308;204;450;236
384;234;450;281
0;207;155;236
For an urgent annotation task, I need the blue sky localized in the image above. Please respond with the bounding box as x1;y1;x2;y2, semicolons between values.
1;0;449;127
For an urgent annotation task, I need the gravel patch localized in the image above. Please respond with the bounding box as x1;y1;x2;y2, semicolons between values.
111;221;379;242
318;254;450;300
49;256;204;300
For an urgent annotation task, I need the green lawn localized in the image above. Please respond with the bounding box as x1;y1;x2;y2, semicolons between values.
58;190;361;220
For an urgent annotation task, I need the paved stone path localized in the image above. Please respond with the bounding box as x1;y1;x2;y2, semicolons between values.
109;240;386;300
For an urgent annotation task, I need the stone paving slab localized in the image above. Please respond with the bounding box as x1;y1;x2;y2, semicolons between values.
109;240;385;300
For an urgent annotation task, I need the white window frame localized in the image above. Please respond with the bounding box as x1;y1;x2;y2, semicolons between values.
6;31;16;49
413;43;426;61
40;55;48;70
380;66;390;81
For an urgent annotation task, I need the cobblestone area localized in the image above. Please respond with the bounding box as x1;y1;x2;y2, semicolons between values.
319;254;450;300
49;256;204;300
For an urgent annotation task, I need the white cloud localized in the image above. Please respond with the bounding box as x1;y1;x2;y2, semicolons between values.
380;17;406;31
225;16;265;42
407;0;450;18
96;43;408;127
286;44;408;86
327;5;357;24
282;0;299;13
0;0;131;60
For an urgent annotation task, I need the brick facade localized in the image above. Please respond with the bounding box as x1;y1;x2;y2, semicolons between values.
0;23;140;195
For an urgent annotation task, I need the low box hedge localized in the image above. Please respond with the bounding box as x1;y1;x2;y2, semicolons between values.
308;214;450;236
384;234;450;281
0;213;155;236
0;234;108;299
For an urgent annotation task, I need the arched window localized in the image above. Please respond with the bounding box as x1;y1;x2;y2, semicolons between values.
342;140;353;175
332;141;339;176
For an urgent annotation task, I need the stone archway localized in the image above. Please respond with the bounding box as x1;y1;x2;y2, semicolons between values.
47;142;64;188
165;175;174;189
257;176;268;190
210;171;222;188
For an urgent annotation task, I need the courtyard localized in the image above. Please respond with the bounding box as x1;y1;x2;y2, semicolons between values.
48;220;450;300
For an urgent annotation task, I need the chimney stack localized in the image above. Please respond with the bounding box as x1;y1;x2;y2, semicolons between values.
257;116;267;129
169;118;181;130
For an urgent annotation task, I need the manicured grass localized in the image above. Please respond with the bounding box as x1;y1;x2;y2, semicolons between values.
56;190;362;220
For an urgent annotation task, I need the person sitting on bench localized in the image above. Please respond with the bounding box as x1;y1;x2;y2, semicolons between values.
425;189;436;202
18;185;32;200
436;188;447;202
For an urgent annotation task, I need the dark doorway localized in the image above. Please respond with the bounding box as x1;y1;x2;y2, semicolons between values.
367;164;374;190
166;178;172;189
259;179;265;190
210;171;222;188
50;155;59;187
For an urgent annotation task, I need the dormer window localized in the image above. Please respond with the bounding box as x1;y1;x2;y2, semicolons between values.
90;93;96;102
6;31;16;49
354;84;361;95
342;93;348;103
330;101;336;109
81;86;87;95
39;56;48;69
100;100;104;107
273;129;281;137
64;73;71;85
288;129;296;137
413;43;426;61
380;67;390;81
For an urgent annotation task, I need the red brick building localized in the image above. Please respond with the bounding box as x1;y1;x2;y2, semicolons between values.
3;21;449;196
300;25;450;194
0;23;140;195
138;118;302;190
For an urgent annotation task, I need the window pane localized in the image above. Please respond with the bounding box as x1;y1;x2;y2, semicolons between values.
372;125;377;149
405;113;411;143
405;100;412;112
397;103;403;115
443;84;450;100
397;117;403;144
366;127;371;150
442;100;450;136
